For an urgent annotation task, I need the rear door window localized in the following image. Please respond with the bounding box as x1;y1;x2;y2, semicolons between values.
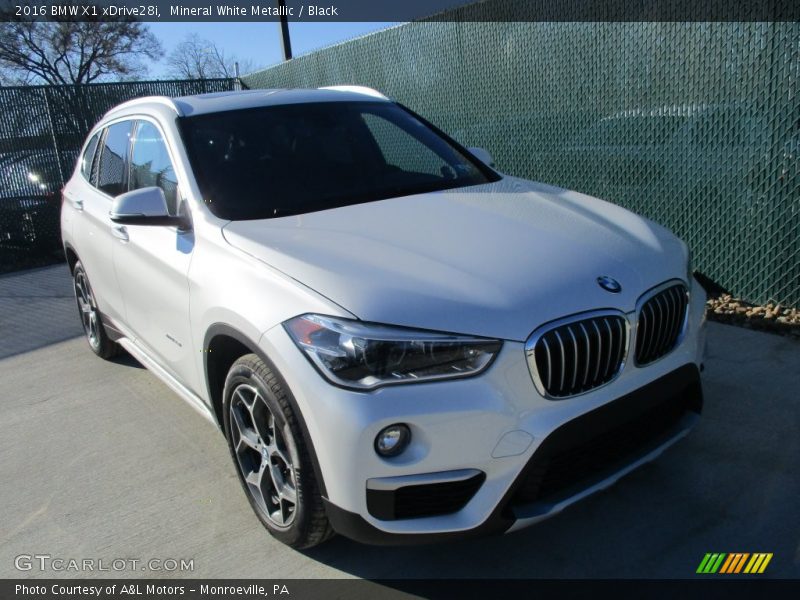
96;121;132;197
81;132;101;182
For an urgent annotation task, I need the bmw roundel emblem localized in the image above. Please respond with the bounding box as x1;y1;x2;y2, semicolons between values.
597;276;622;293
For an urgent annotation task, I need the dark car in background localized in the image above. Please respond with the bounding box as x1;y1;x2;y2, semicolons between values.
0;153;64;270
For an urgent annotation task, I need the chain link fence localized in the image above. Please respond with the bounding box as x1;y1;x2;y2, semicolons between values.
244;21;800;308
0;78;238;273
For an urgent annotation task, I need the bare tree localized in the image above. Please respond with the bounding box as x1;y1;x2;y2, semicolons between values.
0;19;163;189
166;33;254;80
0;19;162;86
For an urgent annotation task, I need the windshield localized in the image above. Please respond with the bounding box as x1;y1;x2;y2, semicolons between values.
178;101;498;220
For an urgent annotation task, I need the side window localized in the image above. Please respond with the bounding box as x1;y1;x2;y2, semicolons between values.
129;121;179;215
81;132;101;181
96;121;132;197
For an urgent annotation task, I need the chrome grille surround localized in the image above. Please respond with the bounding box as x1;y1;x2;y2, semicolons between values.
525;309;630;400
634;280;690;366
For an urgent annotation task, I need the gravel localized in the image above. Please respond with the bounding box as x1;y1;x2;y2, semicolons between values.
706;294;800;338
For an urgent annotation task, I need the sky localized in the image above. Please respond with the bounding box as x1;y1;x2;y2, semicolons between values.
147;22;399;79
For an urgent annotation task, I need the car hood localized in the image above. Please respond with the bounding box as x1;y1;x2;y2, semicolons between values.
222;177;687;341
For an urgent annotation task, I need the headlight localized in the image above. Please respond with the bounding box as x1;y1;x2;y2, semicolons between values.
284;314;502;390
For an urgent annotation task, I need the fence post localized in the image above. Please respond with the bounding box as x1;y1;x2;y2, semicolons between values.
234;61;242;90
42;86;66;188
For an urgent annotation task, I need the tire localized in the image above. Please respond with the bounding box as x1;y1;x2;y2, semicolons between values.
223;354;334;549
72;261;120;359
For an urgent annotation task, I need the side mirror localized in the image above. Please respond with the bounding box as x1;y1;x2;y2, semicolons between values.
468;146;495;168
110;187;186;227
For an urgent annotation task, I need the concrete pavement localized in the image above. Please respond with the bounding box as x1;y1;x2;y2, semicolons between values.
0;265;798;579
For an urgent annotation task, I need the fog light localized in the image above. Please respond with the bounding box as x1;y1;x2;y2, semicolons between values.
375;424;411;457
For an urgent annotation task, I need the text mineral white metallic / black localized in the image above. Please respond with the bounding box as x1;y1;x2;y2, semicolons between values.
61;86;706;548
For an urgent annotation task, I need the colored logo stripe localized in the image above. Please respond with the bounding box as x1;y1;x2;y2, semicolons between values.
697;553;727;573
744;553;773;574
697;552;773;574
720;553;749;573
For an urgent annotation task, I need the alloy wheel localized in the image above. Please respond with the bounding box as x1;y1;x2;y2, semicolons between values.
229;384;298;528
74;269;100;350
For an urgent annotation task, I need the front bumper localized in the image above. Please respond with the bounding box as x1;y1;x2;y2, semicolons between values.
258;278;707;544
324;363;701;544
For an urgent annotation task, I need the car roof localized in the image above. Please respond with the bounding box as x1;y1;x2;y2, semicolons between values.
102;86;390;121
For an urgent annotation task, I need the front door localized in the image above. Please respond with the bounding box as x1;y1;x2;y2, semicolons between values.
112;119;196;388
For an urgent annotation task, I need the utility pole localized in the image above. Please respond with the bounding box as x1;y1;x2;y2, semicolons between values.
277;0;292;60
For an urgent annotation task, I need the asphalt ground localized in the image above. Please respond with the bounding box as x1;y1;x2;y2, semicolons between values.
0;265;798;579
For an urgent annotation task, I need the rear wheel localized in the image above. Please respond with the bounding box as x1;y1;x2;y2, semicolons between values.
72;261;120;359
223;354;334;548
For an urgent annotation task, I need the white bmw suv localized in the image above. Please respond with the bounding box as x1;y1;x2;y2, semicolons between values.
61;87;706;548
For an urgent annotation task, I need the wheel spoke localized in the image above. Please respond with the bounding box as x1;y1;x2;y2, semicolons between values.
89;313;98;338
79;278;92;307
271;507;287;527
278;478;297;504
251;397;273;443
266;448;297;505
245;468;266;507
231;401;259;451
277;502;292;526
234;387;255;411
237;426;260;452
75;279;86;303
270;441;291;470
245;469;260;487
266;460;284;495
257;464;285;523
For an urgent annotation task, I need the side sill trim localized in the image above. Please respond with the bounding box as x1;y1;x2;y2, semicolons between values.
117;338;217;427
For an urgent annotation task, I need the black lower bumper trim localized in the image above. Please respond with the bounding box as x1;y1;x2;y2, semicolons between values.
510;364;702;508
366;472;486;521
324;498;510;546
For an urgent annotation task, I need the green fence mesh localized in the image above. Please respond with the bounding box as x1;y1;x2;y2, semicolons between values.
243;21;800;308
0;78;237;271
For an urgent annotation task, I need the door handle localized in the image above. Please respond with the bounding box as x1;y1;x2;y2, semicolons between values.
72;198;83;211
111;225;129;242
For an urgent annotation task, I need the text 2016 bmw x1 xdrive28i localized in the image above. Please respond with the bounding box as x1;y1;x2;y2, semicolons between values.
62;87;706;548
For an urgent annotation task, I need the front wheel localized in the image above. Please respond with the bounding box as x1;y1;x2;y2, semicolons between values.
72;261;120;359
223;354;334;548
